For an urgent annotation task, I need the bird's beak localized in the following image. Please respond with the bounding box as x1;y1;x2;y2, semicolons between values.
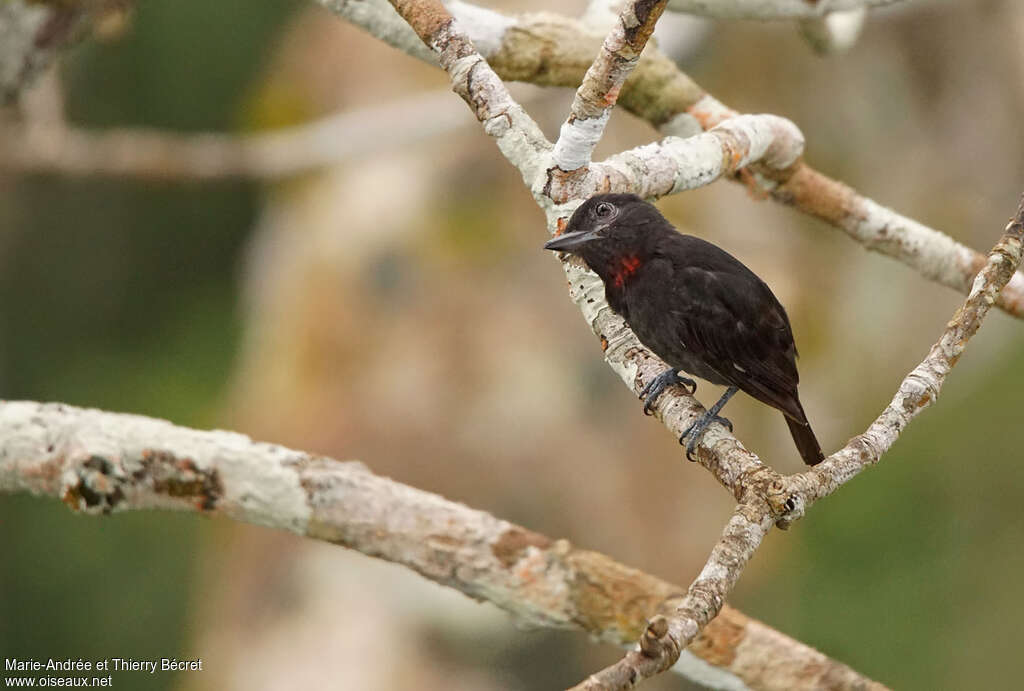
543;227;603;253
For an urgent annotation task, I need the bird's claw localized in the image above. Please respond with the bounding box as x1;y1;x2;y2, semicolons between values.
639;369;696;416
678;412;733;461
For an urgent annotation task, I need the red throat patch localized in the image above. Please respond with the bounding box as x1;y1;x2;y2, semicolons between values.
612;256;643;288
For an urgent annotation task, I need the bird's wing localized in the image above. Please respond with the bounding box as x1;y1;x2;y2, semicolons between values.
661;239;804;420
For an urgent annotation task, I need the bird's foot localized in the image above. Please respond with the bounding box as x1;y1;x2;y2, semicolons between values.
679;412;733;461
640;369;696;416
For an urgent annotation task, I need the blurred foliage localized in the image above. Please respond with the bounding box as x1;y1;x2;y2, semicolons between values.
1;1;298;689
0;495;201;691
63;0;300;131
1;179;249;420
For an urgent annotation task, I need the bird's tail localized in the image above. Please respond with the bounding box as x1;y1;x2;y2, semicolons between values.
785;405;824;466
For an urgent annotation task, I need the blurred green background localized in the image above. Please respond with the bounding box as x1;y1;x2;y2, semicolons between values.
2;1;1023;689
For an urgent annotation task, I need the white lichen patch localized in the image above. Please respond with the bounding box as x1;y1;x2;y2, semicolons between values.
210;438;313;535
553;112;612;172
666;134;727;193
711;115;804;170
852;195;978;293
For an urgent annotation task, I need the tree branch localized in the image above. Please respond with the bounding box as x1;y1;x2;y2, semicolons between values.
551;0;668;174
762;164;1024;320
787;194;1024;509
0;89;479;180
0;400;884;691
582;113;804;200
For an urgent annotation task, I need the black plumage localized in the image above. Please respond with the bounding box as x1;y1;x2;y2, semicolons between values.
544;193;824;466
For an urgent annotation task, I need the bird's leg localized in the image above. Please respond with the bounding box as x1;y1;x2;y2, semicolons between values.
639;368;697;415
679;386;738;461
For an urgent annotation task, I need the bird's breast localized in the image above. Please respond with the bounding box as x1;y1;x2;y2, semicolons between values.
610;255;643;288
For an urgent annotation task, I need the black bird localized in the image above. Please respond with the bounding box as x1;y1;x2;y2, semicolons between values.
544;193;824;466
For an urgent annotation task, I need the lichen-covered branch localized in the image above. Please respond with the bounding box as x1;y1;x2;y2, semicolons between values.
785;194;1024;509
320;0;438;63
666;0;910;20
551;0;668;174
762;165;1024;320
0;400;884;691
580;113;804;200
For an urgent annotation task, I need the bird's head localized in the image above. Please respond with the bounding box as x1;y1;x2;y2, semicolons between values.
543;194;666;278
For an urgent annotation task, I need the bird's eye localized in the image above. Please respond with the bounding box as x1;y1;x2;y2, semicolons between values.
595;202;614;218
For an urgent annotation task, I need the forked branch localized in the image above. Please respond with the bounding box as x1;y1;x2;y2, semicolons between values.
567;191;1024;690
362;1;1024;687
